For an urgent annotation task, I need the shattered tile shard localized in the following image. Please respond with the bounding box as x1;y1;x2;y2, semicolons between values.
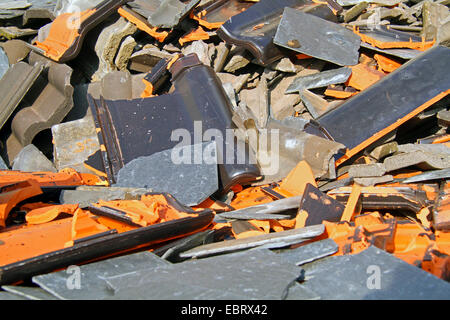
274;8;360;66
116;142;219;207
276;238;339;266
301;246;450;299
105;249;304;300
218;196;303;221
12;144;56;173
0;61;43;131
286;67;352;94
32;251;169;300
60;186;151;208
314;45;450;166
1;285;58;300
296;183;345;227
383;151;450;172
179;224;325;259
147;0;200;29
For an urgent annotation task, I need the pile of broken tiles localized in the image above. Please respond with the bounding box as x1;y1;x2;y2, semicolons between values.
0;0;449;301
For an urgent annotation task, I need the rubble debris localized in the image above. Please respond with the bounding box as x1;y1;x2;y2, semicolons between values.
223;47;251;72
353;175;394;186
181;39;210;66
212;41;229;72
274;8;360;66
247;120;345;184
0;0;56;24
270;57;302;73
0;26;37;40
346;63;385;91
0;292;27;300
144;0;200;29
0;1;32;10
0;168;103;187
299;89;334;119
328;185;432;213
280;160;317;196
342;1;369;22
89;53;260;193
12;144;56;173
179;25;210;46
433;181;450;231
319;177;353;192
117;5;169;43
373;53;402;73
403;168;450;184
339;183;362;222
360;42;421;60
89;69;147;101
0;157;8;170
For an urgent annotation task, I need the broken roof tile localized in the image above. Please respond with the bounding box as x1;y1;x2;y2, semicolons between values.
0;0;448;300
286;67;352;94
301;246;450;299
274;8;361;66
116;142;219;207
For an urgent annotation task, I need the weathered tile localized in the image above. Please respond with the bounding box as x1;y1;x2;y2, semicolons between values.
276;239;339;266
116;142;218;206
274;8;360;66
12;144;56;173
105;249;305;300
301;246;450;299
